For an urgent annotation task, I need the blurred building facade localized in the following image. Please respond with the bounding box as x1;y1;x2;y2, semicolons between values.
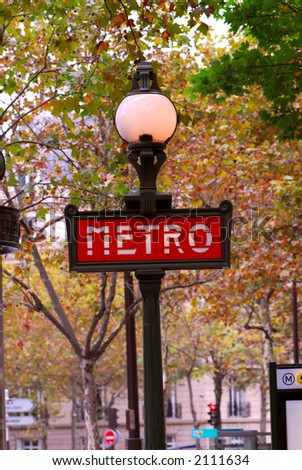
7;374;269;450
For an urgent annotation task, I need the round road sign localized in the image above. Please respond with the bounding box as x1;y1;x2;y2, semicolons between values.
103;428;118;447
297;372;302;385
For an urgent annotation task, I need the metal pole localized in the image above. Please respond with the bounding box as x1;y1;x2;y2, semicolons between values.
0;256;6;450
136;269;166;450
124;272;142;450
292;278;299;363
123;138;168;450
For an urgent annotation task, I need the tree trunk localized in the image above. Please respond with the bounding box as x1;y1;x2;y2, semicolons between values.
71;399;77;450
213;370;223;429
81;358;99;450
71;376;77;450
259;374;267;443
186;372;201;450
260;339;273;443
259;292;275;444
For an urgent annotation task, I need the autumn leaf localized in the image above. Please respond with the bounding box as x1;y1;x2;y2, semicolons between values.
162;30;170;42
23;320;31;331
95;41;109;53
113;13;126;28
127;19;135;28
156;1;167;10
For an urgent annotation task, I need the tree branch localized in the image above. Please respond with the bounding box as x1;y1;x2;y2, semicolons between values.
31;243;82;355
84;272;107;356
0;30;54;121
118;0;145;61
0;94;58;140
244;322;273;341
3;140;80;172
96;288;141;360
91;273;117;358
3;268;80;352
162;270;222;293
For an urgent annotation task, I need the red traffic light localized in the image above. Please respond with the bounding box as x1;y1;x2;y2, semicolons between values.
208;403;217;411
207;403;219;428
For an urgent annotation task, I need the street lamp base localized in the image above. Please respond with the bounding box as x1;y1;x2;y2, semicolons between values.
125;438;143;450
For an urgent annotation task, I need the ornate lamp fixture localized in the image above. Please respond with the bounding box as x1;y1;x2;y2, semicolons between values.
114;62;178;215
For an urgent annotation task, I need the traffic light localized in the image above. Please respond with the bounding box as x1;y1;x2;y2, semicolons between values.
108;407;118;429
207;403;218;427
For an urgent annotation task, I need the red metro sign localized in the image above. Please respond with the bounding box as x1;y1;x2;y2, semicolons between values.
65;201;232;272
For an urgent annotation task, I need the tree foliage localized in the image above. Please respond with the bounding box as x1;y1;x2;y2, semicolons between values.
1;0;302;450
190;0;302;140
1;0;223;449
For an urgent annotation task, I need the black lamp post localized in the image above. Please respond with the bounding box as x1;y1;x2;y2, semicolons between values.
114;62;178;449
65;61;232;449
0;151;20;450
